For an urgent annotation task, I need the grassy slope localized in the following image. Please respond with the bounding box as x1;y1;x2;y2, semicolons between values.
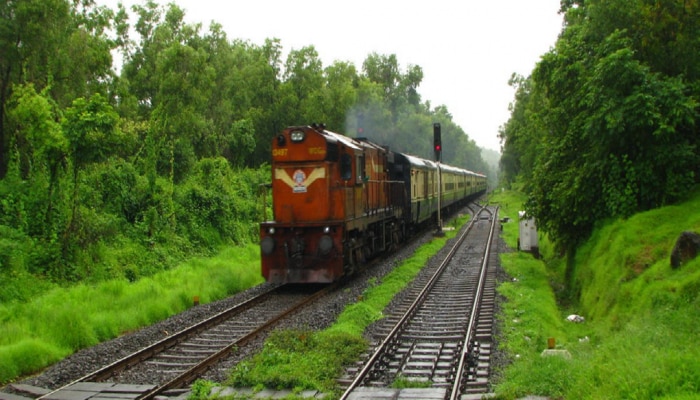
489;188;700;399
0;245;264;384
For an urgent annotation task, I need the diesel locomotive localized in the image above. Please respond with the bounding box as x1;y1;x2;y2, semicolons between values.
260;124;487;283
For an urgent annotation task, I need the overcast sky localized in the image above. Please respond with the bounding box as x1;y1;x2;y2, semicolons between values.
99;0;564;153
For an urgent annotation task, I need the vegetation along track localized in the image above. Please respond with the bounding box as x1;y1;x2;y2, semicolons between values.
35;284;333;400
339;204;499;400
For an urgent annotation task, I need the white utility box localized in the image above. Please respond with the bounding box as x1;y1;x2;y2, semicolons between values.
518;211;538;254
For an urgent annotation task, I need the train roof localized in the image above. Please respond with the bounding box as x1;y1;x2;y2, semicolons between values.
401;153;482;177
441;163;470;176
320;127;390;153
403;153;437;169
294;126;487;179
321;128;362;151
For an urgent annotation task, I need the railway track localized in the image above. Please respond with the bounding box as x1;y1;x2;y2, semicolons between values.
4;202;497;400
35;284;333;400
339;204;499;400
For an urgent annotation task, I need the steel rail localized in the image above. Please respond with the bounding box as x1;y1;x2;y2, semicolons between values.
136;283;336;399
449;206;498;400
36;284;311;400
338;205;487;400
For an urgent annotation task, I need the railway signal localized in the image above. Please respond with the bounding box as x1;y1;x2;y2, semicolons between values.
433;123;442;161
433;123;444;235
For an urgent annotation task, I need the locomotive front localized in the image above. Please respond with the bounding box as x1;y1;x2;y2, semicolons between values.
260;125;354;283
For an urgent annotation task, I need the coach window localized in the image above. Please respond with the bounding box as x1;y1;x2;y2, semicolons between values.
340;153;352;181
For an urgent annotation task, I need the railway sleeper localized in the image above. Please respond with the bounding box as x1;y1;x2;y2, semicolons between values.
157;353;206;360
401;334;466;341
200;332;235;339
176;348;218;355
146;360;197;367
178;342;230;349
404;327;467;335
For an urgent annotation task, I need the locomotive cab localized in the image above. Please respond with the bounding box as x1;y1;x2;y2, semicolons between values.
260;125;362;283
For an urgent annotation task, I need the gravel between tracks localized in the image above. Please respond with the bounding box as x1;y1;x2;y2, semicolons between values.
5;209;510;393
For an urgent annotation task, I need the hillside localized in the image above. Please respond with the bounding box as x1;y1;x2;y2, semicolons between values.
491;187;700;399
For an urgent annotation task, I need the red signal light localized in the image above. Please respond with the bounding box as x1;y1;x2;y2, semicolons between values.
433;123;442;161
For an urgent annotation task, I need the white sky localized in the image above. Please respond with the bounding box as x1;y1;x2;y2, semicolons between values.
99;0;564;153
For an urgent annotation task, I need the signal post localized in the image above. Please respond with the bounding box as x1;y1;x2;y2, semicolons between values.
434;123;444;236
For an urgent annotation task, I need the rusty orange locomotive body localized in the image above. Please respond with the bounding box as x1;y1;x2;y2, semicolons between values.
260;124;486;283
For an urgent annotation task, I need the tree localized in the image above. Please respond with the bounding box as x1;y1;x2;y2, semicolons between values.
235;38;283;166
313;61;359;132
63;93;120;237
501;0;700;250
281;46;325;124
0;0;115;177
6;84;68;237
362;53;424;121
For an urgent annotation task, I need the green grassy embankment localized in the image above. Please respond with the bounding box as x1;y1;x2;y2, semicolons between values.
489;188;700;399
0;245;264;384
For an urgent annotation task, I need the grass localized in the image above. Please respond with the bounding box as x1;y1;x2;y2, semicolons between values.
488;187;700;399
575;190;700;328
7;185;697;398
224;214;472;398
390;375;433;389
0;244;264;384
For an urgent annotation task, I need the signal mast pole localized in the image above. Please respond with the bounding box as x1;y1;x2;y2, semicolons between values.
434;123;443;236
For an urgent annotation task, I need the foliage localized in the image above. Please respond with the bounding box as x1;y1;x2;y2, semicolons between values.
0;0;492;383
188;380;216;400
0;0;116;177
0;0;490;287
500;0;700;250
175;158;267;248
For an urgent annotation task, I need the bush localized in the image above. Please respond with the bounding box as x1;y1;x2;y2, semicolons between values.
175;159;268;247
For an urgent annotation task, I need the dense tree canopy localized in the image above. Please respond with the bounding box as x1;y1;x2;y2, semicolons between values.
0;0;490;284
500;0;700;249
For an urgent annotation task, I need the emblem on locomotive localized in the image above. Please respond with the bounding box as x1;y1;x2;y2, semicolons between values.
293;169;307;193
275;167;326;192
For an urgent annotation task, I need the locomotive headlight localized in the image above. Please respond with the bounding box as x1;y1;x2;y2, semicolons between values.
261;236;275;255
290;130;306;142
268;227;275;235
319;235;333;255
323;226;330;234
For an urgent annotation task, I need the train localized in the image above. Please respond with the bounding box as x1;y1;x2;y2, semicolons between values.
259;124;487;283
